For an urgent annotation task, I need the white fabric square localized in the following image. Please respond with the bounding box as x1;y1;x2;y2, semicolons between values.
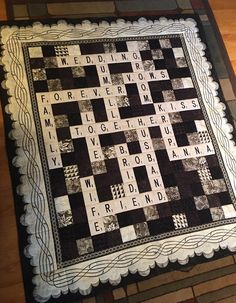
222;205;236;219
182;77;194;88
120;225;137;242
54;195;70;213
195;120;207;132
173;47;184;58
126;41;139;51
28;47;43;58
67;45;81;56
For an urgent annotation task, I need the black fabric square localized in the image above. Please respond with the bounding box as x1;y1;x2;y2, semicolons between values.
191;183;204;196
59;225;78;261
105;230;123;246
175;134;189;147
178;184;193;199
185;212;200;227
33;80;49;92
117;209;146;227
56;127;71;141
109;62;133;74
181;109;204;121
92;230;122;251
94;109;108;122
168;67;191;79
49;168;67;197
151;90;164;103
119;106;134;119
176;171;199;185
209;166;224;179
148;217;174;235
154;59;167;69
173;123;187;135
94;173;117;188
170;37;182;47
102;158;122;177
97;186;113;202
149;126;161;138
148;81;162;92
133;166;151;193
60;72;76;90
131;104;155;117
99;134;114;147
207;194;221;208
155;150;171;174
160;80;173;90
170;200;184;214
125;83;139;95
74;222;91;240
128;94;141;107
115;41;128;52
206;155;220;167
84;65;98;77
73;77;88;88
128;141;141;155
148;39;161;49
184;121;197;133
157;203;172;218
162;174;177;187
86;76;100;87
56;77;73;90
92;99;108;122
80;42;104;54
69;193;87;223
174;88;198;100
61;152;77;167
73;138;92;177
165;59;177;69
162;48;175;60
218;192;232;206
182;198;197;212
73;138;88;152
30;58;45;69
42;45;56;57
136;179;152;194
92;233;109;251
112;131;126;145
52;102;79;116
140;50;153;60
46;68;60;79
198;209;212;224
171;160;184;172
68;112;82;126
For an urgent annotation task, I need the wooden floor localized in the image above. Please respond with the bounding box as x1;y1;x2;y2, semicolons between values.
210;0;236;73
0;1;236;303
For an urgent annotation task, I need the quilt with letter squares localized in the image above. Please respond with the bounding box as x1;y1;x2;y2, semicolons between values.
1;17;236;302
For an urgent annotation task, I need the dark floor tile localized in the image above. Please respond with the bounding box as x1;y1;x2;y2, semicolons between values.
13;4;28;18
28;3;48;17
115;0;177;12
177;0;192;9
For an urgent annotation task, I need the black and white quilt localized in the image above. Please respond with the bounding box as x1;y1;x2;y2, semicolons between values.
1;17;236;302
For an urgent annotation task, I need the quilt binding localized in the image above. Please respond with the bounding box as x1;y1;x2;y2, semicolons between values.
1;17;236;302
